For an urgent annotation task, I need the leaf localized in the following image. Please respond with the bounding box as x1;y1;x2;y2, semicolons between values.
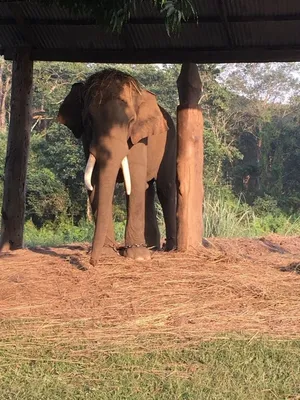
166;6;175;17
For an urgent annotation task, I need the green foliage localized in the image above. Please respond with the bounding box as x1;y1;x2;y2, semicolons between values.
30;124;87;222
26;168;70;227
258;113;300;213
252;214;300;236
114;221;126;242
24;219;94;247
38;0;197;34
252;195;281;217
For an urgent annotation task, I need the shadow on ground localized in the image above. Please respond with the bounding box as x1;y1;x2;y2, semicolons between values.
29;247;88;271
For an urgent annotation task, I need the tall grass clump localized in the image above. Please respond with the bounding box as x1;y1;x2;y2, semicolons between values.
204;187;255;238
204;188;300;238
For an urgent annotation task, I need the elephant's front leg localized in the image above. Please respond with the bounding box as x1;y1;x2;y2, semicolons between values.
88;188;118;256
124;142;151;261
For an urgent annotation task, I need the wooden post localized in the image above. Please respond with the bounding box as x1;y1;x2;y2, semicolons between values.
176;63;204;251
0;48;33;251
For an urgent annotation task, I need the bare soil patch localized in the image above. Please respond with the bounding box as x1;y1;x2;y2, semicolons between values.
1;234;300;344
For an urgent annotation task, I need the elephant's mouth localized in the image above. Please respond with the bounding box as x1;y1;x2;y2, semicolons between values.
84;153;131;195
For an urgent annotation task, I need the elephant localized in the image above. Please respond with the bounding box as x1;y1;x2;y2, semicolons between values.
57;69;176;266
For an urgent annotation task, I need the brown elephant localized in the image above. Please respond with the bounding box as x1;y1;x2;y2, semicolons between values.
57;69;176;266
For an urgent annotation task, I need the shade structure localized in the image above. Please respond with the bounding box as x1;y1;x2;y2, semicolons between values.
2;1;300;63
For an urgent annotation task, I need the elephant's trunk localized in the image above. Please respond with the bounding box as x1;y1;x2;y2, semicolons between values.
89;136;128;266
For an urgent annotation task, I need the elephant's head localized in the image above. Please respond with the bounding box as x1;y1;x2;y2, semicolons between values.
57;82;85;139
57;69;167;265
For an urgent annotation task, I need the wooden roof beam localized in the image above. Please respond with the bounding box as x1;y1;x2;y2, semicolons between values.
4;46;300;63
2;14;300;26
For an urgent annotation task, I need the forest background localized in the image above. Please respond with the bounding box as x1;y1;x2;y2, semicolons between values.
0;59;300;246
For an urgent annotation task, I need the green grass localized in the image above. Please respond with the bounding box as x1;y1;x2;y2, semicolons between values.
1;327;300;400
24;219;127;247
24;219;95;247
203;189;300;238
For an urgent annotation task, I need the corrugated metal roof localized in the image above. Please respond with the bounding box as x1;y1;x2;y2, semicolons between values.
126;23;227;49
233;21;300;47
18;2;88;20
228;0;300;17
0;3;13;18
2;0;300;63
0;25;24;48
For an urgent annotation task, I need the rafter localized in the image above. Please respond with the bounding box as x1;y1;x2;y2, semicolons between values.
4;45;300;63
2;13;300;26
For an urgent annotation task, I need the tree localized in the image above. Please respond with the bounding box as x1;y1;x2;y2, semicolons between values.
220;62;300;208
0;58;12;130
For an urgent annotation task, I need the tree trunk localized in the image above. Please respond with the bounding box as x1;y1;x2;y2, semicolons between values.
0;74;11;129
176;63;204;251
0;48;33;251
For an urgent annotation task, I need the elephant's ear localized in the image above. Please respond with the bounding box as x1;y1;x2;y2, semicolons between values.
130;90;168;145
57;82;84;138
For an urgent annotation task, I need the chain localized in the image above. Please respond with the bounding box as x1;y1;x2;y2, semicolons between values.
124;243;147;249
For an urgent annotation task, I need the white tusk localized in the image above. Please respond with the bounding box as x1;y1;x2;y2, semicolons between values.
84;153;96;191
121;156;131;195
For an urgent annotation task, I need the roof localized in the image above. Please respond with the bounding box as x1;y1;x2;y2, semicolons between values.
2;0;300;63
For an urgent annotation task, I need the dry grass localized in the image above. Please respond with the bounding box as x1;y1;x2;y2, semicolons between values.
1;235;300;346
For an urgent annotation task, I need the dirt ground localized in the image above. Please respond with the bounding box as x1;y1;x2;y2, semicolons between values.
1;235;300;344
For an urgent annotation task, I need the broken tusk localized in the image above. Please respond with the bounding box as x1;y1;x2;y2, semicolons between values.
121;156;131;195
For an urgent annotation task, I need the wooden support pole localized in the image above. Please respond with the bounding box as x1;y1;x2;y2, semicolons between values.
0;48;33;252
176;63;204;251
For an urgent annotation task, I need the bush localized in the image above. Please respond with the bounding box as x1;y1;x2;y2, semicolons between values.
24;219;94;247
26;168;70;227
252;195;281;217
252;214;300;236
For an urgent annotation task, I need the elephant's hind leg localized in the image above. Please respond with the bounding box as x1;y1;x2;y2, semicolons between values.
145;180;161;250
156;181;177;251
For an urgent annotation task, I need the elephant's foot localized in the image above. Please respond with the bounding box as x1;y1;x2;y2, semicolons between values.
87;244;119;262
102;244;120;257
124;244;151;261
163;237;177;251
